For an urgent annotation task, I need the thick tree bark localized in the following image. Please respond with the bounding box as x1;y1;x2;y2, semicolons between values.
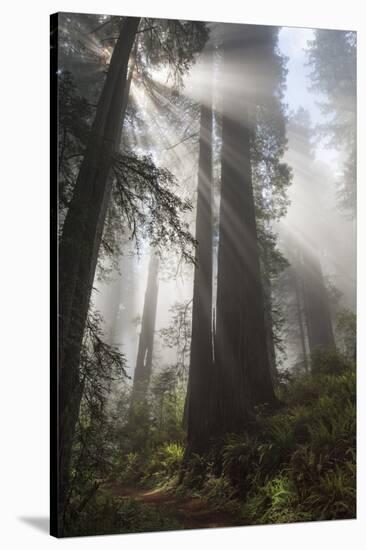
186;89;214;453
57;17;140;532
214;31;277;436
131;253;160;401
302;246;335;354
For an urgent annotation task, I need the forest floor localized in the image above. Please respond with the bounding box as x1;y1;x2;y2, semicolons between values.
104;481;242;530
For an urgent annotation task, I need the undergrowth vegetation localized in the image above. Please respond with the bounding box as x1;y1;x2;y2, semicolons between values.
64;350;356;534
65;494;180;537
114;350;355;525
177;350;356;524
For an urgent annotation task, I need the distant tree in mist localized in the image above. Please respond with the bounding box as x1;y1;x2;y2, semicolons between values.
302;246;336;353
307;30;356;216
278;109;336;359
131;253;160;402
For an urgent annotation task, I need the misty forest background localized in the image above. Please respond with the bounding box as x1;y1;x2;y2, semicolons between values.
53;13;356;537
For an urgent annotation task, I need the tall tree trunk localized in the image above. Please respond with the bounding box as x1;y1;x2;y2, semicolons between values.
292;265;309;370
57;17;140;533
214;32;276;436
131;253;160;401
186;79;214;453
101;272;124;346
261;239;277;381
115;254;138;359
302;246;335;354
263;271;277;382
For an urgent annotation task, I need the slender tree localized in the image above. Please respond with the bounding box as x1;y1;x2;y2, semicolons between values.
131;253;160;401
262;244;278;381
302;244;336;353
292;264;309;370
286;109;336;355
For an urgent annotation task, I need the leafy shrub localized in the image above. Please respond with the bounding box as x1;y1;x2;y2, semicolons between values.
117;442;185;488
222;433;257;493
141;442;185;486
121;452;143;484
201;474;237;510
178;452;212;491
242;473;311;524
311;349;350;376
65;495;180;537
336;309;356;360
158;442;185;473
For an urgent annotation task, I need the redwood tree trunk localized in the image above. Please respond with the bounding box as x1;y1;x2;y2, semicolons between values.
57;17;140;532
131;253;160;401
302;246;335;354
292;264;309;370
186;88;214;453
214;31;276;436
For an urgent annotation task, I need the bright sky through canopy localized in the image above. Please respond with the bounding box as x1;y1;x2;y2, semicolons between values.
278;26;337;166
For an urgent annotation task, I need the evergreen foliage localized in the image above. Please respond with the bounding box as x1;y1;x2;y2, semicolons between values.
307;30;356;216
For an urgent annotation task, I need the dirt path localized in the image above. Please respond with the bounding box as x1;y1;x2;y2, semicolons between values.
104;482;241;530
